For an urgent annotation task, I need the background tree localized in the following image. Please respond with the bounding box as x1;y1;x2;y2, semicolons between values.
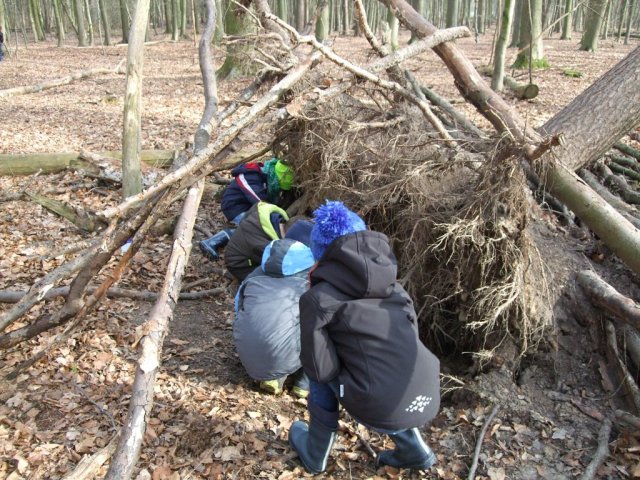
72;0;87;45
492;0;516;90
560;0;573;38
98;0;112;45
119;0;130;43
446;0;459;26
580;0;609;50
316;0;330;41
121;0;152;199
513;0;547;68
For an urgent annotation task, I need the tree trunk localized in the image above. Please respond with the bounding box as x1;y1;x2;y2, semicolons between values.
295;0;306;31
446;0;459;26
624;0;635;44
514;0;546;67
98;0;111;45
72;0;87;45
53;0;65;46
122;0;152;199
510;0;522;46
617;0;628;40
580;0;608;50
387;7;399;49
316;0;330;41
119;0;130;42
541;47;640;172
492;0;516;91
561;0;572;38
84;0;94;45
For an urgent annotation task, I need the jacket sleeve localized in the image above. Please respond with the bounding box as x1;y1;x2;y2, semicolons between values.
299;292;340;383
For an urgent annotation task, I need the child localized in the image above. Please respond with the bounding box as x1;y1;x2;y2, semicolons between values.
200;158;294;260
233;220;315;398
224;201;288;282
289;201;440;474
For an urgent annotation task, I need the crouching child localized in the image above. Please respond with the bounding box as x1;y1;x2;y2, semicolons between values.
233;220;315;397
289;201;441;473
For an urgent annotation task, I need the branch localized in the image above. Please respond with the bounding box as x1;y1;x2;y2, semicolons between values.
467;404;500;480
578;417;612;480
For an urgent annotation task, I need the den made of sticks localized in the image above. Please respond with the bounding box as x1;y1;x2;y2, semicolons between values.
1;0;640;478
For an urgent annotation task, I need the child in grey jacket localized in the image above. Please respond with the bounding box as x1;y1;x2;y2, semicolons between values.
289;201;441;474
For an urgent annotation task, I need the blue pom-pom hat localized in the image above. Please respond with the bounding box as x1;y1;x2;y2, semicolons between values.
310;200;366;260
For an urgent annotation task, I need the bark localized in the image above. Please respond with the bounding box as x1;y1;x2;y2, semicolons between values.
72;0;87;46
53;0;65;46
596;162;640;204
513;0;545;67
561;0;573;38
621;324;640;371
216;1;257;80
0;62;124;99
119;0;130;43
0;150;176;176
580;0;609;51
540;48;640;171
576;270;640;331
98;0;111;45
122;0;152;199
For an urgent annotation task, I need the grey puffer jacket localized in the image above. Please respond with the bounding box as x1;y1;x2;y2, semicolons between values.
233;238;314;381
299;230;440;431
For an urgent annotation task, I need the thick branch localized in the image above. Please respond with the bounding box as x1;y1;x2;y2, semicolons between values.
0;60;125;99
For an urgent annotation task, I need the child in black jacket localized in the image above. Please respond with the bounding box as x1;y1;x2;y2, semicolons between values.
289;200;441;474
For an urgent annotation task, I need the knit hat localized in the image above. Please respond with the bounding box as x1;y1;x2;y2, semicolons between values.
274;160;294;191
310;201;366;260
284;219;314;247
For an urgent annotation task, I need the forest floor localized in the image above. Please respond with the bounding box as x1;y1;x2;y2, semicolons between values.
1;28;639;480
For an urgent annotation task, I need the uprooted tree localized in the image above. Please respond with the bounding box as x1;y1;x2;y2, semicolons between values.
1;0;640;477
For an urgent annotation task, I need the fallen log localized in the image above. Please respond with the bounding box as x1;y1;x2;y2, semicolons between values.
0;150;177;176
62;436;118;480
615;409;640;429
614;141;640;161
621;324;640;371
608;162;640;182
478;65;539;99
0;286;225;304
608;154;640;173
0;60;125;99
596;162;640;204
576;270;640;331
25;191;108;232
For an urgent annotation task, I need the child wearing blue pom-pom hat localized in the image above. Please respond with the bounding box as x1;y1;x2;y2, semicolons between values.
288;200;441;474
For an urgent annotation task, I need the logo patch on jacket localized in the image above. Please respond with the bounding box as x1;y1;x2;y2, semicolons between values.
405;395;432;413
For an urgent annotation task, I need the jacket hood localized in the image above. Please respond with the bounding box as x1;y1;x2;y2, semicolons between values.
261;238;315;277
231;161;264;177
310;230;397;298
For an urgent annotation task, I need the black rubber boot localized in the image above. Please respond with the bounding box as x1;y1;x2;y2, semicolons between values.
199;228;234;261
376;428;436;470
288;401;338;474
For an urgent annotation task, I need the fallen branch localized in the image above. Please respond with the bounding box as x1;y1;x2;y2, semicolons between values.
25;191;108;232
621;324;640;371
614;141;640;161
596;162;640;204
608;161;640;182
578;169;640;230
478;65;539;99
0;60;125;99
0;286;225;304
467;404;500;480
614;409;640;430
576;270;640;331
0;150;177;176
578;417;612;480
608;154;640;173
62;435;118;480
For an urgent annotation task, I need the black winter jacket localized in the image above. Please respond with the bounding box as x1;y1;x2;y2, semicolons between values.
220;162;268;222
299;230;440;431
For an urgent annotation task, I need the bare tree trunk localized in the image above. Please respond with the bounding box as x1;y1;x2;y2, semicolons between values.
53;0;65;46
98;0;111;45
72;0;87;45
121;0;151;199
492;0;516;91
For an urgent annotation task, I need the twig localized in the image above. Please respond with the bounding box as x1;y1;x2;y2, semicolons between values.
74;381;118;432
578;417;612;480
614;409;640;429
467;404;500;480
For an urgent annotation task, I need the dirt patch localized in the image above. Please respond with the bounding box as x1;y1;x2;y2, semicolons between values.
0;30;638;480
